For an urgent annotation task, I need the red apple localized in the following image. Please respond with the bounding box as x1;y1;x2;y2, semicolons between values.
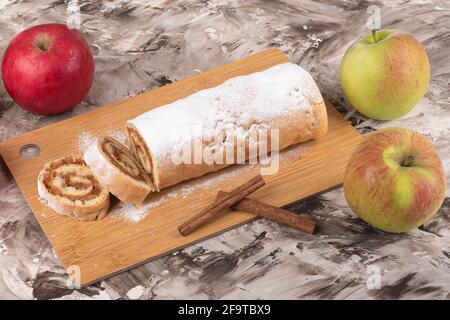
1;23;94;115
343;128;446;233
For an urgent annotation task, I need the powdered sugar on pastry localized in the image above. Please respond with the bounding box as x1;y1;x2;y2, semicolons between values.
127;62;327;190
108;196;167;223
128;62;323;158
76;130;127;154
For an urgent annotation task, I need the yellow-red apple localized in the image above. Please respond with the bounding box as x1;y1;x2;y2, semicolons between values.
343;128;446;233
340;30;430;120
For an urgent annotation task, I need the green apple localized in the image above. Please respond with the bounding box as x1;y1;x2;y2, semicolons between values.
343;128;446;233
340;30;430;120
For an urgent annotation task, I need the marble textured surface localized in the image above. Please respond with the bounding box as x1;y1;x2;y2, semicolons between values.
0;0;449;300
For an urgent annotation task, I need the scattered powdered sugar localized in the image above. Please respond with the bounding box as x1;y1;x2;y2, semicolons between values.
108;196;167;223
106;128;127;144
75;129;127;154
166;163;257;199
281;143;310;163
76;131;96;154
107;163;258;223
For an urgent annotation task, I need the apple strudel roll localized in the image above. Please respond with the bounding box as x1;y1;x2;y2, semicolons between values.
84;136;154;205
127;62;328;191
37;155;110;221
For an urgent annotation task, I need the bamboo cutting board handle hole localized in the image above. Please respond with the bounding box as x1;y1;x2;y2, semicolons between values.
19;144;41;158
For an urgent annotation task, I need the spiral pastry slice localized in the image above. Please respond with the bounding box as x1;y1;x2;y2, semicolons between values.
84;136;154;205
37;155;110;221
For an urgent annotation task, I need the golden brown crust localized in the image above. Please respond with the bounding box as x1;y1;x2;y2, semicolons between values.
84;136;154;205
127;101;328;191
311;101;328;140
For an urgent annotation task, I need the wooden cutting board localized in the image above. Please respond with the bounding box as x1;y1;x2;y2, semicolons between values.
0;48;363;286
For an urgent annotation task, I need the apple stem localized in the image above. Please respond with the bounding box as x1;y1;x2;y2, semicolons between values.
401;155;414;167
372;29;377;43
34;34;52;52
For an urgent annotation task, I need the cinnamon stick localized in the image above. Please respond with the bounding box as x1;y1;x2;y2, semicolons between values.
178;175;265;236
217;191;316;234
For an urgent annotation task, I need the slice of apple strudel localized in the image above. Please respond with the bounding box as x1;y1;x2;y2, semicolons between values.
37;155;110;221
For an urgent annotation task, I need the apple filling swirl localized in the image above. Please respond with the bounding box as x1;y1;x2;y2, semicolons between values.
37;155;110;221
84;136;154;205
126;125;153;175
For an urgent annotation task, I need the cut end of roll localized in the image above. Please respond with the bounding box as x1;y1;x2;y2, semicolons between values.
126;124;153;173
126;124;161;191
84;135;155;206
37;154;110;221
